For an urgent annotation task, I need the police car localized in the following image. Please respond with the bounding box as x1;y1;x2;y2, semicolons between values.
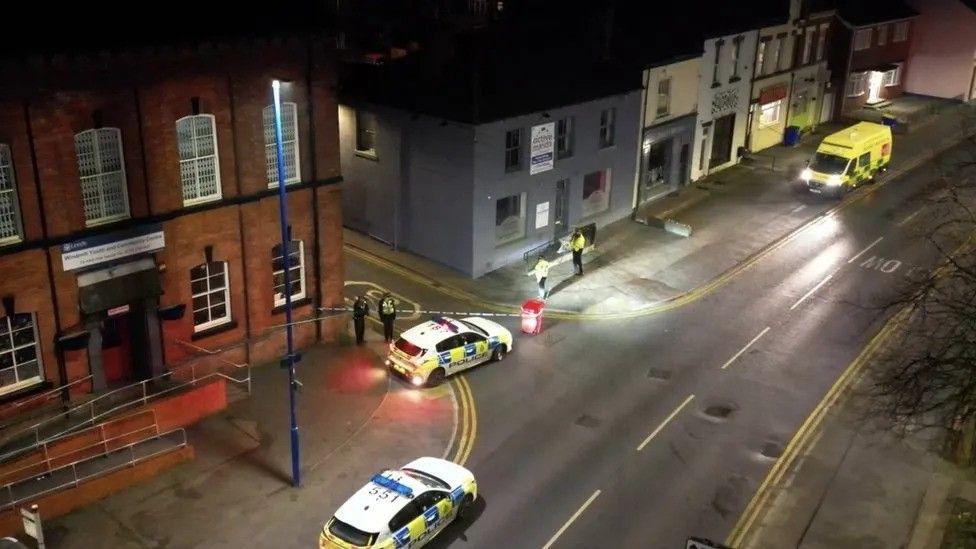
386;316;513;387
320;457;478;548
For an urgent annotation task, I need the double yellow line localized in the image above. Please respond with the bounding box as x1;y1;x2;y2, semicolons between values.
450;376;478;466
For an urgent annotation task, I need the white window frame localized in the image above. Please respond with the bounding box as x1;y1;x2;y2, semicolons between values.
802;27;815;65
74;128;130;227
893;21;909;42
883;64;902;87
731;36;742;79
766;38;780;75
264;102;302;188
778;34;793;71
656;77;671;118
581;169;612;218
854;28;872;51
759;100;783;128
877;24;888;46
0;313;43;396
191;261;232;332
755;40;767;78
0;144;23;245
272;240;307;308
816;24;829;61
494;193;526;246
846;71;868;97
176;114;222;206
712;40;723;85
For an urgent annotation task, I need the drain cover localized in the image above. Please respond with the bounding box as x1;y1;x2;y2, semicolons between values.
704;405;735;419
760;441;783;459
647;367;672;380
575;414;602;428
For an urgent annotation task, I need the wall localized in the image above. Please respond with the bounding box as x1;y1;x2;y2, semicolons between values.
0;38;345;410
471;91;642;278
905;0;976;100
692;30;759;180
642;58;701;127
841;19;916;115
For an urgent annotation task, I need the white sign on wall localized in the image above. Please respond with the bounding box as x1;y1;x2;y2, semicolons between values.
529;123;555;175
62;224;165;272
535;201;550;229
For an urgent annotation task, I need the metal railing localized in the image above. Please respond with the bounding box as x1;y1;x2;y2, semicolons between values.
0;343;248;465
0;427;188;511
0;376;94;433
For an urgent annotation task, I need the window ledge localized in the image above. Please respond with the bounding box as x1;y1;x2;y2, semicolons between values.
711;82;721;89
183;195;222;208
191;320;238;341
355;150;379;161
0;235;23;248
729;76;742;83
0;379;53;406
272;296;312;315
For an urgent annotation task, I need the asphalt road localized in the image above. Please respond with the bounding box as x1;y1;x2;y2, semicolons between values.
344;142;969;548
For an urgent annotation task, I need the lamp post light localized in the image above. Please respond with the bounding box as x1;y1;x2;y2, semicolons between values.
272;79;302;487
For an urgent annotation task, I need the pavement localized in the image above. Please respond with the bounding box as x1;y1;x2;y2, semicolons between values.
345;100;976;318
41;339;458;548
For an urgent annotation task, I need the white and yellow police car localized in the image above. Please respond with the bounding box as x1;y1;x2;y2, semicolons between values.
320;457;478;548
386;316;513;387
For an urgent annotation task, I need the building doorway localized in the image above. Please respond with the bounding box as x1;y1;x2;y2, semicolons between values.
679;143;690;185
820;91;835;123
95;301;153;387
710;114;735;168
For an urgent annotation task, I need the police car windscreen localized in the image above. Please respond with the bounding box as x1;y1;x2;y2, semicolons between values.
395;337;424;357
328;518;376;546
459;320;488;336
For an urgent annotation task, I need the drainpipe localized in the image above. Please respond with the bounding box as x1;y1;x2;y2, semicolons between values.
631;67;651;219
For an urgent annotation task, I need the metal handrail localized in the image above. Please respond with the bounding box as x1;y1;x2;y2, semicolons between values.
3;375;93;412
0;411;158;485
0;344;249;464
0;427;188;511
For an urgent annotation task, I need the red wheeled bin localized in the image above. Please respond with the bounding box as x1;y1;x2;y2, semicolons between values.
521;298;545;334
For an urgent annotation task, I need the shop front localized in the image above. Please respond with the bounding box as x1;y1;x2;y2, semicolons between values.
637;114;695;205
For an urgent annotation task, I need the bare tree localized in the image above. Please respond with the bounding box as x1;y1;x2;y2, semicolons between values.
869;116;976;462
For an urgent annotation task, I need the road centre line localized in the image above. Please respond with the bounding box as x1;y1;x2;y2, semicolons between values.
847;236;884;264
636;394;696;451
789;272;835;311
541;489;602;549
720;328;771;370
897;208;923;227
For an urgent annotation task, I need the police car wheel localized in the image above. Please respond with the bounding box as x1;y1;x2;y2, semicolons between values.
491;345;507;362
457;493;475;519
427;368;446;386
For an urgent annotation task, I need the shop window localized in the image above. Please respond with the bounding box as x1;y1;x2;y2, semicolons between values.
582;169;611;217
556;116;574;159
0;144;22;245
176;114;221;206
263;102;301;187
759;100;783;127
599;108;616;148
853;29;872;51
272;240;306;307
355;110;378;158
504;128;522;172
0;313;43;396
74;128;130;227
893;21;908;42
495;193;525;245
191;261;231;331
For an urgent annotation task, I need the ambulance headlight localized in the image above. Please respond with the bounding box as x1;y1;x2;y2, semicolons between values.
826;175;843;186
411;375;424;387
801;168;813;181
384;359;391;366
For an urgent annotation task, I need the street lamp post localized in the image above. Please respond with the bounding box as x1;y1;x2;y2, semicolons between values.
272;79;301;487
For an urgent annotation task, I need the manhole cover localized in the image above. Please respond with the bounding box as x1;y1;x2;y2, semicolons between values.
760;441;783;459
575;414;602;429
647;367;672;380
704;405;735;419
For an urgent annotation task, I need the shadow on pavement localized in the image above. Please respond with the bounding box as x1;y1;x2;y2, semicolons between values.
427;494;487;548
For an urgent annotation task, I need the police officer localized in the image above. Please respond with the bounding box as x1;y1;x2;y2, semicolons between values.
352;295;369;345
379;292;397;343
529;255;551;299
571;228;586;276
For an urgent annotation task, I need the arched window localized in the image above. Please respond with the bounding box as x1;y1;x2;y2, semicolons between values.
176;114;221;205
74;128;129;226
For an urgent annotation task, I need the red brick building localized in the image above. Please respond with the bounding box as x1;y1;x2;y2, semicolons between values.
830;0;920;117
0;36;345;408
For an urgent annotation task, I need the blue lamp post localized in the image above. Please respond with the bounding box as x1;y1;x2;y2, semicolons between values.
272;79;301;487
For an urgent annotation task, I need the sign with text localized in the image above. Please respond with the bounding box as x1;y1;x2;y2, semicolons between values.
535;201;550;229
62;224;165;272
529;123;555;175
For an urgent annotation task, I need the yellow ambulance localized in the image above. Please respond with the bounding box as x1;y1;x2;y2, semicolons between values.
800;122;892;197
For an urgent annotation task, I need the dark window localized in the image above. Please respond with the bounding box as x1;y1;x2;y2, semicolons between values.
459;320;489;336
436;335;462;353
389;501;422;532
355;110;377;156
328;518;376;546
0;313;42;395
556;117;574;159
858;152;871;168
415;490;447;511
810;152;849;174
504;128;522;171
271;240;306;307
599;108;616;148
461;332;487;345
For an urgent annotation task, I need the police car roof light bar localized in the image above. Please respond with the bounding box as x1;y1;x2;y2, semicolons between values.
431;316;459;333
371;474;414;497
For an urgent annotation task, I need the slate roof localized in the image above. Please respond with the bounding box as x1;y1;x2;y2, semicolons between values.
836;0;919;27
